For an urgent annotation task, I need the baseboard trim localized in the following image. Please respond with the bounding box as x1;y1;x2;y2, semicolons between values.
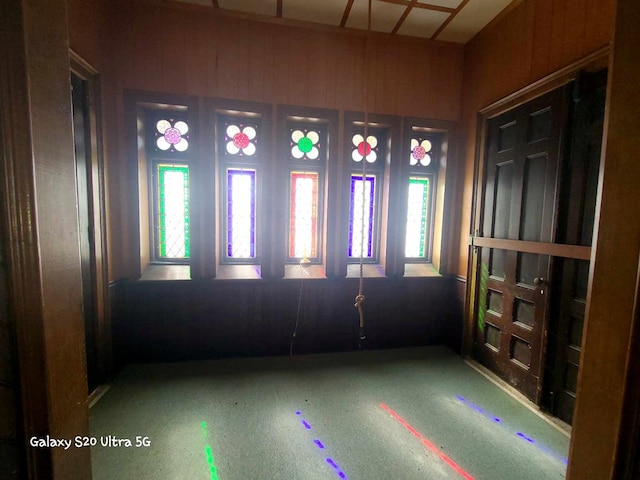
464;358;572;438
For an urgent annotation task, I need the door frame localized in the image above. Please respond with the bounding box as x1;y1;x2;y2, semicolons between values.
70;51;112;394
463;47;610;389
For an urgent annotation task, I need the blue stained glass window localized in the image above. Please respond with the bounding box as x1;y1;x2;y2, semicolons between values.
405;177;430;258
227;169;256;258
348;174;376;258
157;164;190;258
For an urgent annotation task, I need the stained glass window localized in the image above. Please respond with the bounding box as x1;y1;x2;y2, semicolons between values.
289;172;319;259
348;174;376;258
405;177;430;258
410;138;433;167
291;129;321;161
227;169;256;258
224;123;257;156
156;164;190;258
154;118;189;153
351;134;379;163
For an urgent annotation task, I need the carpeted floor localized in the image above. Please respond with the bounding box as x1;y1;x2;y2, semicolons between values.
90;346;569;480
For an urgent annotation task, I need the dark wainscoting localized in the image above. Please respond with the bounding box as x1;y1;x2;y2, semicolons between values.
110;276;462;368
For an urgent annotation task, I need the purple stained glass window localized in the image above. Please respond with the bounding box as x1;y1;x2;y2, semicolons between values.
155;118;189;152
409;137;433;167
227;169;256;258
348;174;375;258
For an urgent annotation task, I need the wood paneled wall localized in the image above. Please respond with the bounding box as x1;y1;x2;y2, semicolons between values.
112;276;462;366
106;0;464;280
455;0;616;277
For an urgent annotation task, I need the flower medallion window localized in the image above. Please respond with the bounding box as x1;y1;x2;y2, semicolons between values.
405;133;438;261
287;124;326;263
219;116;262;262
148;113;190;261
348;128;384;261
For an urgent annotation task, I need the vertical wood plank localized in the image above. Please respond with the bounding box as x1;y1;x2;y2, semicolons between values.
530;0;554;82
562;0;587;65
184;14;208;95
161;7;187;94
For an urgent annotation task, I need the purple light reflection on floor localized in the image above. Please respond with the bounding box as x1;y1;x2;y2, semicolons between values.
296;411;349;480
456;395;568;465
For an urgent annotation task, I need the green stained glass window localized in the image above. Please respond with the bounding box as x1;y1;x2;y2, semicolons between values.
157;164;190;258
290;129;320;160
405;177;430;258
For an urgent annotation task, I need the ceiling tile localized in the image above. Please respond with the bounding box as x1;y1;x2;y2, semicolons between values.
218;0;277;17
435;0;513;43
283;0;345;27
345;0;406;34
416;0;462;8
396;8;450;38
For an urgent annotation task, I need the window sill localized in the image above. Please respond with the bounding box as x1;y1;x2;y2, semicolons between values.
215;264;262;280
403;263;441;278
283;264;327;279
140;264;190;281
346;264;386;278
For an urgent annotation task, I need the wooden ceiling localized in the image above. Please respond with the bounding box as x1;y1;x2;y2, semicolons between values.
171;0;514;43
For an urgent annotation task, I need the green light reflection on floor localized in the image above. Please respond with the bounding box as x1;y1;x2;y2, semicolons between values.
201;422;219;480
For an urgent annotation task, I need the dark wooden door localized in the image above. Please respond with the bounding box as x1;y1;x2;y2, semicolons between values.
542;70;606;423
474;87;568;403
72;73;98;393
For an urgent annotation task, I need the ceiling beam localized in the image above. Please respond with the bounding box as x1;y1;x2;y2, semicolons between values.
211;0;219;8
379;0;455;14
277;0;282;17
430;0;469;40
340;0;356;28
391;0;417;35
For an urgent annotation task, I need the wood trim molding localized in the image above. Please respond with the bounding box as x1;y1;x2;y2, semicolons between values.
70;50;114;388
479;46;610;118
1;1;91;478
472;237;591;260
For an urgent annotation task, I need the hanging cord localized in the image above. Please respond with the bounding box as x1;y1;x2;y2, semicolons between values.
290;263;306;356
355;0;372;349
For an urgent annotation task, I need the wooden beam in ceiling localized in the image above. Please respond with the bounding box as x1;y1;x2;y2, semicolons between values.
391;0;417;35
430;0;469;40
277;0;282;17
341;0;356;27
211;0;219;8
380;0;455;14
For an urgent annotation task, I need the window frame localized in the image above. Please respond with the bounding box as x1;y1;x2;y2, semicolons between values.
340;112;402;278
275;106;338;279
400;118;455;275
403;131;440;263
124;90;199;279
216;113;263;265
145;109;192;264
207;99;273;278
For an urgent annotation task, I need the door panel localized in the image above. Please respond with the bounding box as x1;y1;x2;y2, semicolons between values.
475;86;568;402
542;70;606;423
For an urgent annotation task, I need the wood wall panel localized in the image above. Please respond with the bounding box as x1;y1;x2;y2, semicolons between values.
455;0;616;278
104;1;463;279
112;276;462;366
